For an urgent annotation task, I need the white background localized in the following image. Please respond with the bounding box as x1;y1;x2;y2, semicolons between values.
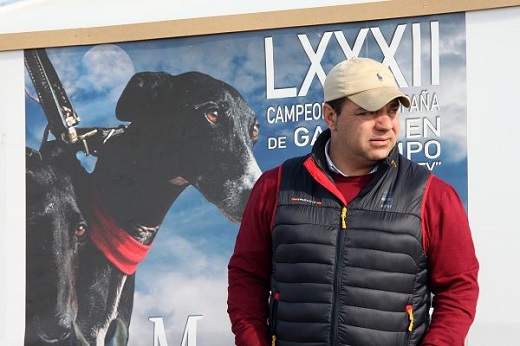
1;1;520;345
0;0;379;34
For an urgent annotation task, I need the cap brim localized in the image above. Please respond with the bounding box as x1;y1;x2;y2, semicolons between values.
348;86;411;112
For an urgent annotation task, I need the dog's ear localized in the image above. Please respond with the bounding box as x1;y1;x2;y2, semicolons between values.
115;72;173;122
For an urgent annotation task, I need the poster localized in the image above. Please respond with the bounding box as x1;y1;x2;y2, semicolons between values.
24;12;467;345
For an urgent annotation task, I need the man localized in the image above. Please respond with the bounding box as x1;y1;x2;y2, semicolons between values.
227;57;479;346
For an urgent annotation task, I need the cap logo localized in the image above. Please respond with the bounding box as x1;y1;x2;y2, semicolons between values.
323;57;411;108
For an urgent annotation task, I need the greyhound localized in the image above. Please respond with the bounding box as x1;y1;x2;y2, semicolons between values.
25;140;91;345
74;71;262;345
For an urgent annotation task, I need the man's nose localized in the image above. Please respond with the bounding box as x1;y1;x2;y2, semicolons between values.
375;111;394;129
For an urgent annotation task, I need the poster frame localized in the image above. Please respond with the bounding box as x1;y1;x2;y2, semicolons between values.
0;0;519;51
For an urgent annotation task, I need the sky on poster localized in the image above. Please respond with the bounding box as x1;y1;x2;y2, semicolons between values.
24;12;467;345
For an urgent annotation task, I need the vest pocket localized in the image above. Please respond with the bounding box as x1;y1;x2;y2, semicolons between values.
269;291;280;346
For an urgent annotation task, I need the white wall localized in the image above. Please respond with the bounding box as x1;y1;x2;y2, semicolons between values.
0;0;377;34
466;6;520;344
1;3;519;345
0;49;25;346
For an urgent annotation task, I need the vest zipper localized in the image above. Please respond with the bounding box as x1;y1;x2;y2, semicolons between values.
270;292;280;345
341;206;347;229
406;304;414;331
331;206;348;345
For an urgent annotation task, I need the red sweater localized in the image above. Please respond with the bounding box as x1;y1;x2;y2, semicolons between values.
228;166;479;346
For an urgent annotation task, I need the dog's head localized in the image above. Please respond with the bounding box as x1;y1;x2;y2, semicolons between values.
25;140;91;344
114;71;262;223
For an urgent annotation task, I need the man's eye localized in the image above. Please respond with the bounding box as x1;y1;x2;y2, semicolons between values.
388;108;399;116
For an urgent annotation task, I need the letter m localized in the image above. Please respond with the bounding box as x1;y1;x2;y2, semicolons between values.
149;315;203;346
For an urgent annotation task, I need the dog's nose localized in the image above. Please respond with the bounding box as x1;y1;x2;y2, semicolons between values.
39;313;74;342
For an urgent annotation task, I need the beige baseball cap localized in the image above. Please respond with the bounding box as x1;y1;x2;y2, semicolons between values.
323;57;411;111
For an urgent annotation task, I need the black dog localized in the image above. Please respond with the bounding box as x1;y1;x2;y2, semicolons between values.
25;140;91;345
74;71;262;345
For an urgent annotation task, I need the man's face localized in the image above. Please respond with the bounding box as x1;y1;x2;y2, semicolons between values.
324;98;401;175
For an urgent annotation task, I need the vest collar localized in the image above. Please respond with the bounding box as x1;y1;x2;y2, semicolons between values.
312;128;400;175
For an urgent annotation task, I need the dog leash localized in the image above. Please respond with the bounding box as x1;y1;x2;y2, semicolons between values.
24;48;126;155
24;49;83;143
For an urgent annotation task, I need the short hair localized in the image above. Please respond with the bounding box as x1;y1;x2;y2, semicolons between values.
325;97;348;115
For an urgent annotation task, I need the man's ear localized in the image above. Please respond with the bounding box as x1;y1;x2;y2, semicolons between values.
323;103;337;130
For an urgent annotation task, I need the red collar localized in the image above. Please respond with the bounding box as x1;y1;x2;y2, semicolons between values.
90;196;151;275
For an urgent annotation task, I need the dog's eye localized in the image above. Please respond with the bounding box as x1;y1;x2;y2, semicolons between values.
252;122;260;140
205;110;219;124
75;223;88;239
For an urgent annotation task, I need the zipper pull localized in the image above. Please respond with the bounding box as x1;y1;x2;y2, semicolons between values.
341;207;347;229
406;305;414;332
270;293;280;345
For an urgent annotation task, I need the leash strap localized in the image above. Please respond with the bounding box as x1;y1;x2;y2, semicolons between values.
24;49;80;141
